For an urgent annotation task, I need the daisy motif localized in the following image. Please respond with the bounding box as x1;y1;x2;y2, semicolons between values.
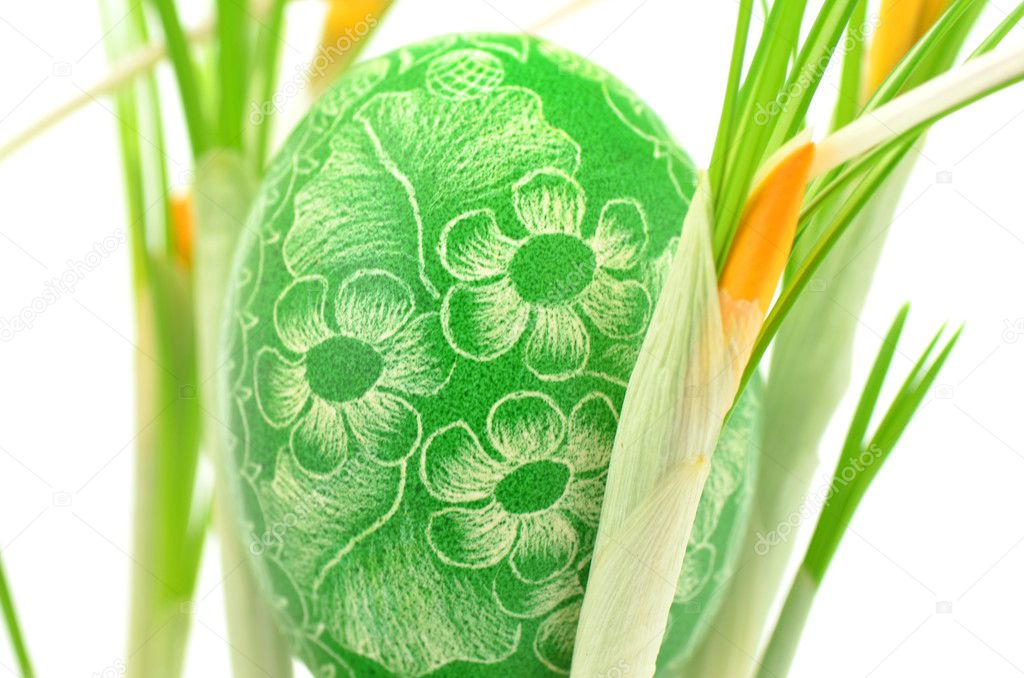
255;270;455;475
420;392;616;584
439;167;652;380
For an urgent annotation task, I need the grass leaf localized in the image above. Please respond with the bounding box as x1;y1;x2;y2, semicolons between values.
708;0;755;204
216;0;251;149
713;0;809;262
0;552;33;678
757;314;960;677
252;0;289;171
147;0;209;157
832;0;868;130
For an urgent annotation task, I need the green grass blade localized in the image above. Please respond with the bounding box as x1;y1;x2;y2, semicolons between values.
0;553;33;678
125;5;173;258
807;327;958;581
708;0;755;203
869;327;961;461
767;0;862;148
745;35;1024;394
252;0;288;172
713;0;809;262
100;0;150;288
100;3;208;675
193;152;295;678
837;304;910;459
831;0;868;130
757;319;959;678
972;1;1024;57
147;0;209;157
907;0;987;89
804;325;960;581
217;0;251;149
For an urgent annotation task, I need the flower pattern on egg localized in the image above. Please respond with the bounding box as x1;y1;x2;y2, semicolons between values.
440;167;653;381
421;392;616;583
255;270;455;475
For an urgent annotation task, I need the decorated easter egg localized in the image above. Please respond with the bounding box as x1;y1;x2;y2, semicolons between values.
222;33;761;677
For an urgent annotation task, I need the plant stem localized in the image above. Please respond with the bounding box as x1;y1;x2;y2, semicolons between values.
193;151;293;678
811;42;1024;178
0;552;33;678
756;567;817;678
217;0;251;149
252;0;288;172
127;281;205;678
147;0;209;157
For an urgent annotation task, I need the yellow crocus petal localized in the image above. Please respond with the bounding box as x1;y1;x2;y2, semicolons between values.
310;0;393;93
719;142;816;369
866;0;953;95
170;191;194;269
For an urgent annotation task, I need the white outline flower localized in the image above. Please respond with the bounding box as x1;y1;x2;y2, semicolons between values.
420;392;616;584
255;270;455;476
439;167;652;381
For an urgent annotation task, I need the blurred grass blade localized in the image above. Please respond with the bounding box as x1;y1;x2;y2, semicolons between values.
193;152;294;678
129;261;206;678
100;3;208;676
147;0;209;157
0;553;33;678
252;0;288;172
972;1;1024;57
216;0;251;149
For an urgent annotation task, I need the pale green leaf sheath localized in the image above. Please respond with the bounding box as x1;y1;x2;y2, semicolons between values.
222;35;760;677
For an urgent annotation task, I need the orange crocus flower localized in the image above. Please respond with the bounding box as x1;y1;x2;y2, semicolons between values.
718;143;816;373
170;192;194;269
866;0;953;96
311;0;393;94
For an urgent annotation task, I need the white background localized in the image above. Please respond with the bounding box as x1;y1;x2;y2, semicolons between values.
1;1;1023;676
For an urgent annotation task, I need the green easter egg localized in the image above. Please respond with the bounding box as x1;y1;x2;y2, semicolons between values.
222;33;761;678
